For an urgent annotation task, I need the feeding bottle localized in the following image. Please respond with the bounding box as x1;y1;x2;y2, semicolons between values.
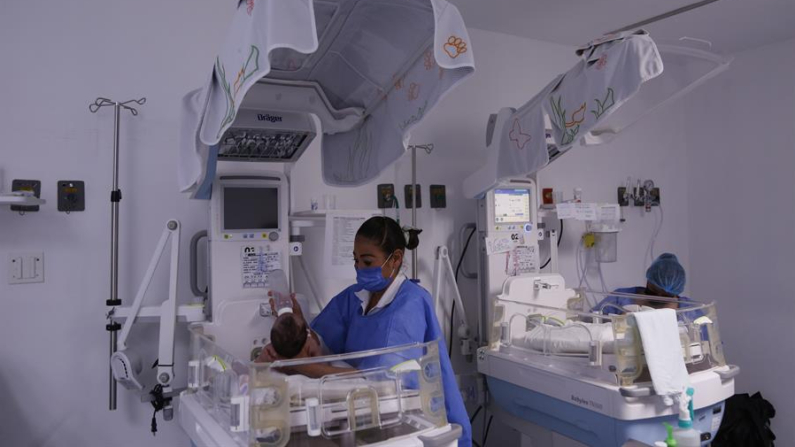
269;270;292;316
673;387;701;447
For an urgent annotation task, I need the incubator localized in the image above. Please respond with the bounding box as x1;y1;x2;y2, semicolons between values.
478;274;738;446
180;320;460;447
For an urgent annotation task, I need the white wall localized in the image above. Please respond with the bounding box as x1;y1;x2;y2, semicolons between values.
684;37;795;443
0;1;232;445
0;0;699;445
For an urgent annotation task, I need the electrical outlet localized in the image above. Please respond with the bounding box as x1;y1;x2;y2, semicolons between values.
11;179;41;213
377;184;395;209
430;184;446;208
57;180;85;213
404;184;421;209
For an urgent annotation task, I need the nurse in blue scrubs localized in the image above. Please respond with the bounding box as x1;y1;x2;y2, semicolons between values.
592;253;703;321
261;216;472;446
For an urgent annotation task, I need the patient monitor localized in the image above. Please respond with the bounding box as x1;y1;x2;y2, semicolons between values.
477;178;541;342
204;171;291;361
209;174;289;316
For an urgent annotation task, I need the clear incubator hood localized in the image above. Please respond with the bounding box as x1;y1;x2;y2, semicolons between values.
583;43;732;145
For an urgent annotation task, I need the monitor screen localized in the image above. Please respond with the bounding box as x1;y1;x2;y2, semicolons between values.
223;187;279;230
494;188;531;223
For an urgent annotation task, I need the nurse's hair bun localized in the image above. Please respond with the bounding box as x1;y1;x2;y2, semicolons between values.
403;226;422;251
356;216;421;254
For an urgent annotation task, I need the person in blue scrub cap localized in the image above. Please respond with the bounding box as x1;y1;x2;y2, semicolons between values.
260;216;472;446
592;253;701;321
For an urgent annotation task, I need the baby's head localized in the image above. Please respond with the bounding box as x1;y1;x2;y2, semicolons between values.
270;313;311;359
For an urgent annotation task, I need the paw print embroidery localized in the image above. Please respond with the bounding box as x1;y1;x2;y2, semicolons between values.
394;76;404;90
246;0;254;15
408;83;420;101
443;36;467;59
509;119;531;149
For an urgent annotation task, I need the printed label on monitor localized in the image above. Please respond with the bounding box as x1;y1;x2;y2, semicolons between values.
242;246;282;288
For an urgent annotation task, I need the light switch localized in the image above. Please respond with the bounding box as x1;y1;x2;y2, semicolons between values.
8;252;44;284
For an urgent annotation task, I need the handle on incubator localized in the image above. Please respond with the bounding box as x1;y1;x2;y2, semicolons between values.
715;364;740;381
458;223;477;279
418;424;463;447
619;386;655;397
190;230;208;299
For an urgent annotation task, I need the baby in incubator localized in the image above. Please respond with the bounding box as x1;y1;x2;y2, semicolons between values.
269;312;321;360
257;298;351;369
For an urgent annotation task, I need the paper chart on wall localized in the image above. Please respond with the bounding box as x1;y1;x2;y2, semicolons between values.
323;211;382;279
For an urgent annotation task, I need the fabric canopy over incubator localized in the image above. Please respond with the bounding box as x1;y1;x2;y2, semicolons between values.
179;0;475;197
108;1;475;446
463;30;731;199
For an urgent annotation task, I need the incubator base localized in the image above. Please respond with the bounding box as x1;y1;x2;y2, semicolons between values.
487;377;725;447
179;392;460;447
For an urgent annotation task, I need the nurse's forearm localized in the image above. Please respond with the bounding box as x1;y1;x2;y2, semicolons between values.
293;363;355;378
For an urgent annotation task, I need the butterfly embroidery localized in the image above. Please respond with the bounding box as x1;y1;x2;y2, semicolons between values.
509;119;532;149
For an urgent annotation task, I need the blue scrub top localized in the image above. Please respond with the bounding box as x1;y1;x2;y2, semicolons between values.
312;280;472;447
591;287;704;322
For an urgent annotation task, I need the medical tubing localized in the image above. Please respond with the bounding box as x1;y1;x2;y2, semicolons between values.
598;263;608;293
540;219;563;270
297;256;325;312
411;145;417;279
450;227;476;356
469;405;482;423
482;415;494;447
577;241;596;292
645;204;664;268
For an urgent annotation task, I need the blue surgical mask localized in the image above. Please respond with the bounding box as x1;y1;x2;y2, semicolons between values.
355;253;396;292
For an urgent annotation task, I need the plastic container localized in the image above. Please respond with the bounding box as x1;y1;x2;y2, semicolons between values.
268;270;292;316
594;231;618;263
674;388;701;447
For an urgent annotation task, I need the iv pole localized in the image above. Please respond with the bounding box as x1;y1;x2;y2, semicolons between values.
89;96;146;411
408;144;433;280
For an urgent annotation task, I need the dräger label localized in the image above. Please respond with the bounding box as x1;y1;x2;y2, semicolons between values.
570;394;604;411
257;113;283;123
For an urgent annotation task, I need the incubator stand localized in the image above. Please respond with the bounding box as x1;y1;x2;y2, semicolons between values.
477;274;739;446
179;324;460;447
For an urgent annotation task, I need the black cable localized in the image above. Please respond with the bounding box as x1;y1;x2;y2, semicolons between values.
482;415;494;447
150;384;166;435
540;219;564;270
469;405;482;423
449;227;477;357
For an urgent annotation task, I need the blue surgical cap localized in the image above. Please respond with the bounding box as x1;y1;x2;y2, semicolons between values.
646;253;686;296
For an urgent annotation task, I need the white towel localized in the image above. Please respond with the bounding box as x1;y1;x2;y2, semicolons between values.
633;308;690;404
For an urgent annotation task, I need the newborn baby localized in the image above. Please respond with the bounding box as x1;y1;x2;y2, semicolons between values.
270;313;321;359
